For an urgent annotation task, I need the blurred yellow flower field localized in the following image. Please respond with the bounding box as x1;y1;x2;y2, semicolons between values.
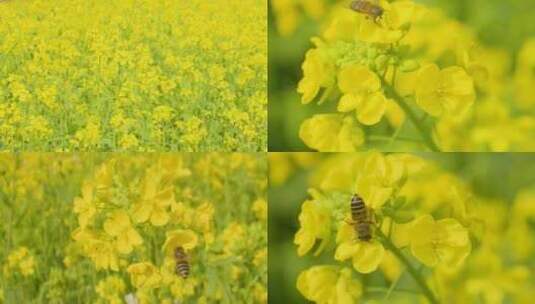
269;0;535;152
0;153;267;303
268;152;535;303
0;0;267;151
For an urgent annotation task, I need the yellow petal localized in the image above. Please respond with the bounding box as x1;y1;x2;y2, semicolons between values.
337;94;362;112
386;1;415;29
408;214;435;245
411;243;438;267
439;240;471;268
300;114;364;152
352;241;384;273
103;211;130;236
442;67;474;96
295;230;316;257
155;187;175;208
162;229;198;256
297;266;339;302
337;116;365;152
356;92;387;125
335;242;360;261
395;70;418;96
437;218;469;246
338;65;380;94
391;221;412;248
132;202;152;223
116;235;133;254
150;209;170;226
416;64;443;116
336;222;355;244
298;77;320;104
127;228;143;247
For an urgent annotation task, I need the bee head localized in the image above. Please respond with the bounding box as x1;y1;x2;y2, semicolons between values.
174;247;185;258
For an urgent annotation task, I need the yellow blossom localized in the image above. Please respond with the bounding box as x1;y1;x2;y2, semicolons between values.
127;262;161;289
294;199;331;256
299;114;364;152
73;182;96;228
132;173;174;226
85;239;119;271
252;198;267;221
96;276;126;304
297;49;335;104
103;211;143;254
337;65;387;125
354;152;407;209
162;229;198;257
415;64;475;117
408;214;471;267
6;247;36;277
335;222;384;273
297;266;362;304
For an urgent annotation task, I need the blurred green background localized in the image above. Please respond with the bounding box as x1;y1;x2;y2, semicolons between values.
267;153;535;303
268;0;535;151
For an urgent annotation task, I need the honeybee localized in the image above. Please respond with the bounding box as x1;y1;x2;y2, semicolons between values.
347;194;374;241
174;247;190;279
350;0;384;21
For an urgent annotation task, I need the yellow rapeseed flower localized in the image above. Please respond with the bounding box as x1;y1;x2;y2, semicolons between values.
103;211;143;254
73;182;96;228
252;198;267;221
415;64;475;117
299;114;364;152
132;175;174;226
297;49;335;104
337;65;388;125
335;222;384;273
354;152;407;209
294;199;331;256
407;214;471;267
127;262;162;289
297;266;362;304
6;247;36;277
96;276;126;304
162;229;198;257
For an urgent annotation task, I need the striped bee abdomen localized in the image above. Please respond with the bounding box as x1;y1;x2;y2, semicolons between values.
350;194;372;241
174;247;190;279
175;260;190;278
350;194;367;221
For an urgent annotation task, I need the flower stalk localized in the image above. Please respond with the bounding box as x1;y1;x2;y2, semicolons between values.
376;229;439;304
380;76;441;152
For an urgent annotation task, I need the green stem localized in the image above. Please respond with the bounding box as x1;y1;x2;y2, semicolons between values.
376;229;439;304
368;135;420;143
385;270;404;300
367;286;419;294
380;77;441;152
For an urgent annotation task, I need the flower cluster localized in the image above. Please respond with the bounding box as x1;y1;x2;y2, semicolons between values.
278;152;535;303
0;0;266;151
0;153;267;303
3;247;36;278
283;0;535;151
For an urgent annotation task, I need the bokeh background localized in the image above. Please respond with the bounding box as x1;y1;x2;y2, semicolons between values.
268;0;535;151
268;153;535;303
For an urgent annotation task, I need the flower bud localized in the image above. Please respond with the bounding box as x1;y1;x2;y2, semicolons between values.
399;59;420;72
